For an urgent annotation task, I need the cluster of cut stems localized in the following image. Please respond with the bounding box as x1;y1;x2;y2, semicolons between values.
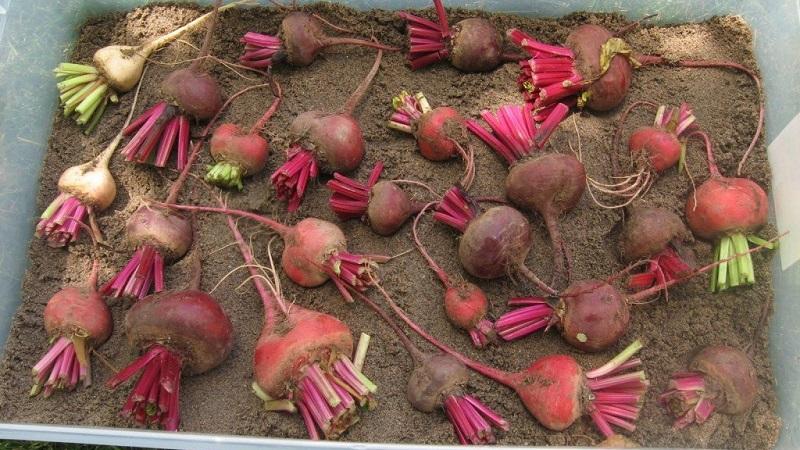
659;372;715;428
239;32;283;69
101;244;165;299
121;102;191;170
54;63;118;132
30;335;91;398
495;296;555;342
271;146;320;212
396;1;451;70
327;163;384;220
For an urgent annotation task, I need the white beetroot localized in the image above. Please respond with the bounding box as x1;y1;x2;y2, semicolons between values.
54;1;240;132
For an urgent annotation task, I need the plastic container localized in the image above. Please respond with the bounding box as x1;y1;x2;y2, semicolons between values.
0;1;798;448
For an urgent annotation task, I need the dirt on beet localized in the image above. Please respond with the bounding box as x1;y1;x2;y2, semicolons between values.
0;3;781;448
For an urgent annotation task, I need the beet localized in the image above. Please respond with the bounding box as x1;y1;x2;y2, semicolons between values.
388;91;475;188
226;216;376;440
239;11;398;69
620;207;695;292
354;288;508;444
107;286;233;430
120;1;225;170
660;345;758;428
414;202;495;347
30;261;112;397
327;162;423;236
206;81;282;190
363;284;648;440
271;48;383;211
397;0;524;72
162;203;388;303
684;130;771;292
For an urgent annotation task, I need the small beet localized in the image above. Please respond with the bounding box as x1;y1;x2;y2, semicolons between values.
406;353;470;413
30;261;112;398
206;81;282;190
328;163;421;236
558;280;630;352
160;68;223;121
619;207;694;292
660;345;758;428
239;12;398;69
397;1;522;72
388;91;475;188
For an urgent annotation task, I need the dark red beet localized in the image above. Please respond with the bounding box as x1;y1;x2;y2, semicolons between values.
125;289;233;375
327;163;420;236
406;353;470;413
619;207;689;262
565;25;632;111
459;205;532;279
397;1;521;72
126;205;193;262
161;68;223;121
239;12;398;69
107;287;233;430
660;345;758;428
271;49;383;211
506;153;586;283
558;280;630;352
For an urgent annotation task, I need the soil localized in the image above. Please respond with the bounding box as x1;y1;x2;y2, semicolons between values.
0;2;781;448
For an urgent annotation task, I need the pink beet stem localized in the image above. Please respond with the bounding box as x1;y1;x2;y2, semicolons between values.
433;186;477;233
250;80;282;135
341;46;384;117
625;233;782;304
432;0;450;36
413;202;452;287
686;130;721;177
224;214;286;331
271;148;319;211
159;203;291;236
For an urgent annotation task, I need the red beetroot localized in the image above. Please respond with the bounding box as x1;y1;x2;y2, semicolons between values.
415;202;495;348
660;345;758;428
239;11;398;69
589;102;698;208
205;80;282;190
619;207;695;292
271;48;384;211
106;271;234;431
354;290;507;444
387;91;475;189
358;284;648;439
226;217;376;440
327;162;427;236
397;0;525;72
684;131;771;292
467;103;582;284
433;186;558;298
120;1;225;170
495;238;777;352
30;261;112;397
160;203;387;303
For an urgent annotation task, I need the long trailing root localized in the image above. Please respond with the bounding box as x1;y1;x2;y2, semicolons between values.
586;169;654;209
453;140;476;191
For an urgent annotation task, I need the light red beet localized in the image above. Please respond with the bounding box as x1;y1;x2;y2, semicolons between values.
226;216;376;440
660;345;758;428
684;130;771;292
271;48;384;211
327;163;423;236
161;203;386;303
107;280;233;431
206;81;282;190
388;92;475;188
629;127;682;172
397;1;524;72
361;285;648;439
239;12;398;69
30;261;112;398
